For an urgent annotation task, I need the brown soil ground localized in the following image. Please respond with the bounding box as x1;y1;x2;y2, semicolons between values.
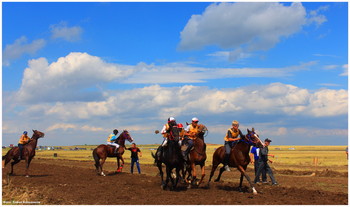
2;158;348;205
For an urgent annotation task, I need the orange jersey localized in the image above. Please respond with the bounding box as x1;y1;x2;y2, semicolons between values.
18;134;30;144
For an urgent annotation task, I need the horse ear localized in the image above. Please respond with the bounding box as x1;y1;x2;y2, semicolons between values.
32;129;35;133
247;128;250;133
252;127;255;132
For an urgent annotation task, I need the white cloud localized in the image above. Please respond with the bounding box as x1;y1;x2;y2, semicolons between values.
14;52;316;104
179;2;308;51
178;2;328;62
340;64;348;76
50;22;83;42
3;36;46;66
46;123;77;131
19;83;347;122
15;52;135;103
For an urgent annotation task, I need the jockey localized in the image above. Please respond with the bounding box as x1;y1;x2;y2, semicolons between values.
157;117;177;157
182;117;200;161
106;129;120;154
178;123;185;146
18;131;30;160
223;120;245;171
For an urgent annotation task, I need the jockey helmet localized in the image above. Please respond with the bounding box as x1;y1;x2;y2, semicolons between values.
113;129;119;135
23;131;28;135
192;117;199;122
177;123;184;128
168;117;176;122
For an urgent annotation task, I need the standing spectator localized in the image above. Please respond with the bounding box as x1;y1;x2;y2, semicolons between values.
127;143;142;174
250;146;267;183
346;147;348;160
254;138;278;185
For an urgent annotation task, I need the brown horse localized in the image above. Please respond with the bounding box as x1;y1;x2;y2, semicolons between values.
2;130;45;177
207;128;263;194
92;130;133;176
182;124;207;188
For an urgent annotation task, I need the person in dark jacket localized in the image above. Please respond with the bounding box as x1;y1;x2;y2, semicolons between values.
254;138;278;185
127;143;142;174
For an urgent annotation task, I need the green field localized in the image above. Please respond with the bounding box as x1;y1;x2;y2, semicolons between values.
2;144;348;173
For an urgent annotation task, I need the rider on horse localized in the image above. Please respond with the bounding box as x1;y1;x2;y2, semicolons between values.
156;117;178;157
106;129;120;154
182;117;200;161
18;131;30;160
223;120;245;171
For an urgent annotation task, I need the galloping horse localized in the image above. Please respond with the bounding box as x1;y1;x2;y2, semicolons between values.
182;124;208;188
93;130;133;176
207;128;263;194
2;130;45;177
152;125;184;190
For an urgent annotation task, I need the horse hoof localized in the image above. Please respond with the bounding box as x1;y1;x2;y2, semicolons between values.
101;172;106;176
25;175;29;178
214;179;219;182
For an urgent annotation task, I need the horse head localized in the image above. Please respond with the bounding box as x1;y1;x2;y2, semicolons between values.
118;130;134;145
32;130;45;139
169;125;180;142
245;128;263;148
197;124;208;140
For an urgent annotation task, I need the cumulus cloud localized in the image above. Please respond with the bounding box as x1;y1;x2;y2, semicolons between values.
50;22;83;42
14;52;315;104
3;36;46;66
179;2;308;51
15;52;135;103
178;2;328;62
20;83;348;122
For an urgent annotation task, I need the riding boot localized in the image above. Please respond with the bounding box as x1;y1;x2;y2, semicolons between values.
114;147;119;155
224;154;231;171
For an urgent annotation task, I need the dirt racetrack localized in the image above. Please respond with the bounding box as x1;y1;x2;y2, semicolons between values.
2;159;348;205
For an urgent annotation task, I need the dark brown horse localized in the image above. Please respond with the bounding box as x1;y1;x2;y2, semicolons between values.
182;124;207;188
207;128;263;194
152;125;184;190
2;130;45;177
92;130;133;176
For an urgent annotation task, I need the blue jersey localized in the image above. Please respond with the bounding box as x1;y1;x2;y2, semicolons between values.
250;146;260;161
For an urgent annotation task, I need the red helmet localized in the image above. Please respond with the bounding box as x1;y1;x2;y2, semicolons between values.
177;123;184;128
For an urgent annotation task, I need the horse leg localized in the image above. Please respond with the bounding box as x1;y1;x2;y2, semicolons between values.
119;156;125;172
25;157;33;177
188;163;196;188
174;167;181;189
207;162;219;188
167;167;175;191
198;164;206;186
157;162;166;190
215;166;225;182
100;158;106;176
10;159;20;175
237;165;257;194
238;173;244;192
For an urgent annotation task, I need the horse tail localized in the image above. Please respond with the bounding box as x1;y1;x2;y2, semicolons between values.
92;148;100;169
151;151;157;164
2;148;14;168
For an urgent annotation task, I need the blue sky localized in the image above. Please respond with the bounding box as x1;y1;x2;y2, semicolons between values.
2;2;348;146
